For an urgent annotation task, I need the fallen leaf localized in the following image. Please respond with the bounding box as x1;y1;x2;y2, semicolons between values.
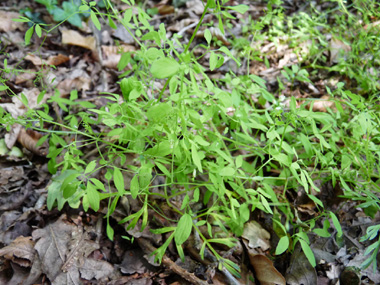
329;37;351;64
17;128;49;156
242;221;271;251
157;5;175;15
0;236;35;267
61;29;96;51
15;70;37;84
0;11;24;32
285;244;317;285
101;45;136;69
32;214;115;284
249;254;286;285
311;95;336;112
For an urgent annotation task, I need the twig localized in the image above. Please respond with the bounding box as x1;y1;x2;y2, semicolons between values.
137;238;209;285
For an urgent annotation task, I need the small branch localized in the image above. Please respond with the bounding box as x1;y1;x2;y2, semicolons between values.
137;238;209;285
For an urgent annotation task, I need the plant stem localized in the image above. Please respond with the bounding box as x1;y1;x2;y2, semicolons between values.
184;1;210;54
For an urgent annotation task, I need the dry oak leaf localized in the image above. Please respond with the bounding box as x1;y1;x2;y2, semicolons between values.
249;254;286;285
15;70;37;84
61;29;96;51
25;53;70;67
0;11;24;32
0;236;36;267
17;128;49;156
101;45;136;69
242;221;271;251
311;95;336;112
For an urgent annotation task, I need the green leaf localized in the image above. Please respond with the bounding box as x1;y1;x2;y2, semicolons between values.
191;142;203;173
25;26;34;45
108;15;117;29
194;135;210;146
329;211;343;238
37;110;54;121
225;5;249;14
151;57;180;79
117;52;131;71
0;85;8;91
141;31;161;46
209;51;217;71
13;16;31;23
113;167;125;195
139;165;153;190
272;153;291;167
107;222;114;241
123;8;132;23
150;227;176;234
90;10;101;30
220;166;235;176
35;24;42;37
87;182;100;211
176;243;185;262
299;240;316;267
275;236;289;255
235;155;243;168
130;175;139;199
313;228;331;238
204;28;211;45
144;140;172;157
61;172;80;198
155;161;171;177
90;178;105;192
175;213;193;245
84;160;96;174
219;46;240;66
153;232;174;263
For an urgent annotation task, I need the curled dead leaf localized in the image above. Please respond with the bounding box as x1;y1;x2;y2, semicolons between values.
249;254;286;285
17;128;49;156
0;236;35;267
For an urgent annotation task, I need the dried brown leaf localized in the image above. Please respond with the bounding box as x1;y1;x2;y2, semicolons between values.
61;29;96;51
157;5;175;15
311;95;336;112
47;54;71;66
102;44;136;69
17;128;49;156
0;236;35;267
249;254;286;285
15;70;37;84
0;11;24;32
33;214;114;283
242;221;271;251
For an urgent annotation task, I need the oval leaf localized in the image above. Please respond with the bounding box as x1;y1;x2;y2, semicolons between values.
151;57;180;79
113;167;125;195
174;213;193;245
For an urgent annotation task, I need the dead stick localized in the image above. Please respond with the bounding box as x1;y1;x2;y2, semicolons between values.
137;238;208;285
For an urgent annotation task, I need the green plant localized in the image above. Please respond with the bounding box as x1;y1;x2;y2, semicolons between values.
35;0;84;27
2;0;380;278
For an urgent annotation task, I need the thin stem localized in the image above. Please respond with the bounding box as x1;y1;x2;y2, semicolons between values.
184;1;210;54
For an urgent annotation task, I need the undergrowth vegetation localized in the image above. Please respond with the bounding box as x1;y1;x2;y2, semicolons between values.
1;0;380;277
